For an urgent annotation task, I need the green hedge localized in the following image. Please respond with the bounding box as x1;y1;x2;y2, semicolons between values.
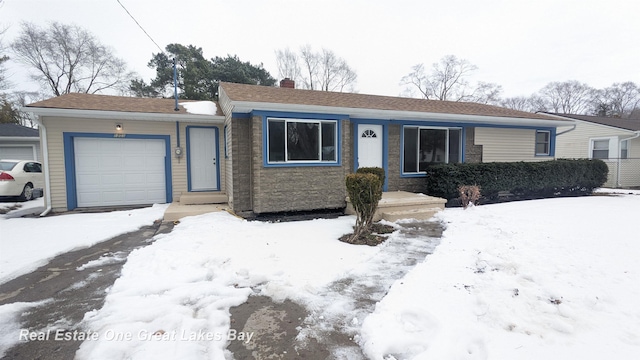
425;159;609;202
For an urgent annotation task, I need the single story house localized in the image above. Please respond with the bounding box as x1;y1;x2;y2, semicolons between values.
548;113;640;188
0;123;41;161
26;81;571;215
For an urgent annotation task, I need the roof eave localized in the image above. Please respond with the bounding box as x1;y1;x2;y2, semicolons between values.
230;101;573;127
542;113;639;132
23;107;225;123
0;136;40;141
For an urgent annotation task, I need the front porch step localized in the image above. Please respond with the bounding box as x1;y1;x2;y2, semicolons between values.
164;203;228;222
381;208;441;222
179;192;228;205
346;191;446;221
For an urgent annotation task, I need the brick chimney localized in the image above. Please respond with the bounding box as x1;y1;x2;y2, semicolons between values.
279;78;295;89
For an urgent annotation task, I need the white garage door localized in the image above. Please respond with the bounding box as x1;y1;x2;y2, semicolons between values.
0;146;35;160
74;137;167;207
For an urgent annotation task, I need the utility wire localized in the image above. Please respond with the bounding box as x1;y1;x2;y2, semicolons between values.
116;0;164;54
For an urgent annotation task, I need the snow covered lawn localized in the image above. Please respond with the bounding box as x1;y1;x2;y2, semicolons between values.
361;193;640;359
71;192;640;359
2;191;638;359
0;204;169;284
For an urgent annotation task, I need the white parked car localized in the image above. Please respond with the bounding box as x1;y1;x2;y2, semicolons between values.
0;160;44;201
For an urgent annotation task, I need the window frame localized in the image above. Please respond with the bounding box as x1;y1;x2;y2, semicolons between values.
535;130;551;156
590;138;612;160
402;125;462;175
620;140;629;159
265;117;339;165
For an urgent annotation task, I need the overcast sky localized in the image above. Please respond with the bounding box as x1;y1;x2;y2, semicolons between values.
2;0;639;99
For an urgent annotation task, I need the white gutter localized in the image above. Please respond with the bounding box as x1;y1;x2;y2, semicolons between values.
230;101;573;127
31;116;52;217
25;107;225;123
0;136;40;141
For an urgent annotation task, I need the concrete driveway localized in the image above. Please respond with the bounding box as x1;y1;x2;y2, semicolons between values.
0;221;173;360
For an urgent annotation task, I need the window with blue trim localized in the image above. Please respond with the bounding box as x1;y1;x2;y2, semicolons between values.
403;126;461;173
535;130;550;156
267;118;337;163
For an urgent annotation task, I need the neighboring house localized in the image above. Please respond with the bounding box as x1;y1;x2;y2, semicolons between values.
548;113;640;188
26;83;570;214
0;123;41;161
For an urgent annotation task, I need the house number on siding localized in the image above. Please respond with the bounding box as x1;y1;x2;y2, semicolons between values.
114;133;126;138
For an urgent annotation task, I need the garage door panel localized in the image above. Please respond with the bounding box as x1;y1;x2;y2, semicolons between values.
101;157;123;169
76;174;100;186
124;173;146;185
124;190;147;201
76;156;100;170
74;137;167;207
144;156;165;169
77;192;101;206
0;146;36;160
146;173;165;185
122;141;146;152
102;191;125;203
102;173;124;186
101;140;121;152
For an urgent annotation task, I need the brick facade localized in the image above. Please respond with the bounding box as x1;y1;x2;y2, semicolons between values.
230;117;253;212
231;115;352;214
464;127;483;163
230;118;484;214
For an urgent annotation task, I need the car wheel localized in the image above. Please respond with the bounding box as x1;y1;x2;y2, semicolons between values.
19;183;33;201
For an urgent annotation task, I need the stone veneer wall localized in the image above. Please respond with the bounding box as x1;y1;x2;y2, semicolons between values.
464;127;483;163
230;117;253;212
243;116;352;214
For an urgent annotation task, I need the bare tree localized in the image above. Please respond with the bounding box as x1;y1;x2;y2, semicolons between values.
401;55;501;103
536;80;595;114
500;95;547;113
275;47;300;82
275;45;357;92
501;96;533;112
469;81;503;105
0;26;8;91
592;82;640;117
11;22;134;96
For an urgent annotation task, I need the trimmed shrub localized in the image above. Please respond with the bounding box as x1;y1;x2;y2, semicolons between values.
356;167;385;188
425;159;608;203
346;172;383;240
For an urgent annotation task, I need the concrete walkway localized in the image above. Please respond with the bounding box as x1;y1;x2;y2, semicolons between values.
227;220;444;359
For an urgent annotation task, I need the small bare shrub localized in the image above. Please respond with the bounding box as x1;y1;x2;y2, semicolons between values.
459;185;481;208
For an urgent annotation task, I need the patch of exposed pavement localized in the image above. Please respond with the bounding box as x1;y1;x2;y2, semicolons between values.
0;220;173;360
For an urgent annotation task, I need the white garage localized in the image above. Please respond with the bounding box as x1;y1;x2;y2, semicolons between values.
74;137;167;207
0;145;37;160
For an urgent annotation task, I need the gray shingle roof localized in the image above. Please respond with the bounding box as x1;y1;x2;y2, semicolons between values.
548;113;640;131
0;123;39;137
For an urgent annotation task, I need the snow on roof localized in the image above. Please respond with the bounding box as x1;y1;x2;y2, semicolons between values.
179;101;218;116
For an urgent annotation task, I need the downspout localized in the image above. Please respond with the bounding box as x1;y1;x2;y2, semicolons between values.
617;131;640;187
553;124;576;160
556;124;576;136
32;115;52;216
